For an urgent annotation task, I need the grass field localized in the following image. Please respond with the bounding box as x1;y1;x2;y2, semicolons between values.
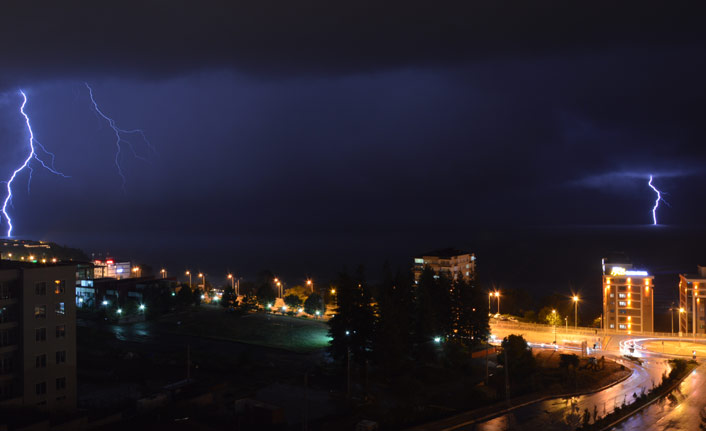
156;307;332;353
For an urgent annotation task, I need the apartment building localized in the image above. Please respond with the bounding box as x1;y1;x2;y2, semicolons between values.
0;260;77;412
602;258;654;334
678;266;706;335
413;248;476;281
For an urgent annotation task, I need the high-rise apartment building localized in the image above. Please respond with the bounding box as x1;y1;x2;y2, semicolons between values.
413;248;476;281
0;261;77;412
678;266;706;335
602;258;654;334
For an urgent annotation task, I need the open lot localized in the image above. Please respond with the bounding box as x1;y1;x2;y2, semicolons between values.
154;307;332;353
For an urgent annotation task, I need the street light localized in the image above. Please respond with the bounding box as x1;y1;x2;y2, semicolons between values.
160;268;167;279
552;309;557;344
185;270;192;289
489;292;492;315
572;295;579;329
198;273;205;291
132;266;140;277
228;274;234;291
680;307;686;336
494;291;500;315
307;279;313;292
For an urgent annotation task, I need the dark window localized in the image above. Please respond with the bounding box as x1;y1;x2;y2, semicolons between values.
55;351;66;364
35;382;46;395
35;328;46;342
55;325;66;339
35;354;46;368
35;282;46;296
55;377;66;390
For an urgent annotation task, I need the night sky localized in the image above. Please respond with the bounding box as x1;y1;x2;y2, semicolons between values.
1;2;705;297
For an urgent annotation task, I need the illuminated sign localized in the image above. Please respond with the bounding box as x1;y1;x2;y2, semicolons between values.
609;267;648;277
610;267;626;276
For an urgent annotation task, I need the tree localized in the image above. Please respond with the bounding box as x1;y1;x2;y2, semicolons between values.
221;286;237;309
284;294;302;310
372;266;413;375
304;293;324;315
239;293;258;312
498;334;536;381
175;284;194;308
256;283;276;309
541;307;562;327
328;267;376;365
284;285;310;302
451;274;489;348
192;288;203;306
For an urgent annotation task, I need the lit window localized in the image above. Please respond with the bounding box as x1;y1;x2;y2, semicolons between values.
618;301;627;307
34;305;46;319
54;280;65;295
609;324;615;329
55;303;65;315
619;324;627;329
618;293;626;299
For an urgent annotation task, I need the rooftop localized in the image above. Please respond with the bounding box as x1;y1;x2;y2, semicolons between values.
418;248;472;259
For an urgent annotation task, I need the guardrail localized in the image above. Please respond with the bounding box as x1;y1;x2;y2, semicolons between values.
490;319;706;340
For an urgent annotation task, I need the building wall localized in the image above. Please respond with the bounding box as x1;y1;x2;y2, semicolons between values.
678;275;706;334
413;253;476;281
0;264;76;412
603;274;654;334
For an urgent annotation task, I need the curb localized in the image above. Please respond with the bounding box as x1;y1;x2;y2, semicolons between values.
595;362;701;431
418;360;636;431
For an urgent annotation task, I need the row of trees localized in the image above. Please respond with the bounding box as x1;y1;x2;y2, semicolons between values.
217;284;326;316
328;265;490;376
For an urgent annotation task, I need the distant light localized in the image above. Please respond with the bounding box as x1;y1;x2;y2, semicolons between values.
298;308;303;313
117;308;122;314
267;303;272;309
139;304;145;310
315;310;321;316
200;294;205;300
281;306;287;311
78;297;84;303
117;268;123;274
434;337;441;343
345;330;350;336
102;300;108;306
171;292;176;296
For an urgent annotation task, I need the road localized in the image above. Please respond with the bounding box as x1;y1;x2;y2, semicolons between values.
430;321;706;431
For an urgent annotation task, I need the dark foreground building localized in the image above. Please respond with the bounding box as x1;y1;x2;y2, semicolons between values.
0;260;77;412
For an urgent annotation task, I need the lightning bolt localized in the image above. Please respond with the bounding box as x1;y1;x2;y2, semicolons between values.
647;175;666;225
84;83;155;192
1;91;69;238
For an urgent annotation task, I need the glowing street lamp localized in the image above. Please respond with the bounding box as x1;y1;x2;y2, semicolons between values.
552;309;557;343
306;278;313;292
572;295;579;329
198;273;205;290
494;291;500;315
132;266;140;277
185;270;192;289
160;268;167;279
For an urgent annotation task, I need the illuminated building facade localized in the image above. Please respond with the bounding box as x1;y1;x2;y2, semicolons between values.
413;248;476;281
602;258;654;333
678;266;706;335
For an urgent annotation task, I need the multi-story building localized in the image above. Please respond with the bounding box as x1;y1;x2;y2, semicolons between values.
602;258;654;334
413;248;476;281
0;260;77;412
678;266;706;335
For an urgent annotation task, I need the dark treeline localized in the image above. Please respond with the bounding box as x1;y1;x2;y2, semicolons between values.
327;264;490;385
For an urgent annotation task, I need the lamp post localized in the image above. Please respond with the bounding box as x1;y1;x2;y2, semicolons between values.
331;288;337;306
572;295;579;329
160;268;167;279
306;279;313;292
552;309;557;344
495;291;500;315
565;316;568;333
489;292;492;315
132;266;140;278
185;271;192;289
670;303;675;336
228;274;234;291
199;273;205;295
680;307;685;337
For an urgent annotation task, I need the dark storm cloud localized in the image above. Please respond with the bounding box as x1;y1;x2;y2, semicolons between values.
0;1;704;89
